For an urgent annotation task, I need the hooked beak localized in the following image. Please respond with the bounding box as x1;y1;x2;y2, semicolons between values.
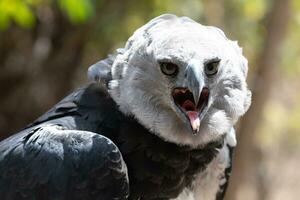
172;64;210;135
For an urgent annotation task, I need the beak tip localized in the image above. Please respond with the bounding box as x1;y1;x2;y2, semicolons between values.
191;117;200;135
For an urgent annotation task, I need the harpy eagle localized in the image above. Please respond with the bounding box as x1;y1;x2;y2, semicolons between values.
0;14;251;200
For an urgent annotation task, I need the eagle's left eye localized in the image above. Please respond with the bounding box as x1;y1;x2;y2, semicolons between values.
160;62;179;76
204;59;220;76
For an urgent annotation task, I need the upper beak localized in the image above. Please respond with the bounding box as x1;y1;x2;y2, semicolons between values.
184;64;205;106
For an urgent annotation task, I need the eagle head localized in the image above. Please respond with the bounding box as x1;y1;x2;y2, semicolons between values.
91;14;251;148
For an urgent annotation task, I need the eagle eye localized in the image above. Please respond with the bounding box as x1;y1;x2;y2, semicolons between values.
160;62;179;76
204;59;220;77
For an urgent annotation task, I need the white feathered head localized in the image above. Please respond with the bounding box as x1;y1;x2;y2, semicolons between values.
89;14;251;148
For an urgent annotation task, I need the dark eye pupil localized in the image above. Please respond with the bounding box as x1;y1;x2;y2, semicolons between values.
207;64;214;71
166;65;174;70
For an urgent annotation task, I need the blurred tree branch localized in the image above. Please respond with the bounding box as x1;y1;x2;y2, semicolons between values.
225;0;291;199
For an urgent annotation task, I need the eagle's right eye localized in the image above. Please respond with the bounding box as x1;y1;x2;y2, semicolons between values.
160;62;179;76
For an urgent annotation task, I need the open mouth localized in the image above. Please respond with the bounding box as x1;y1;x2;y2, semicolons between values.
172;87;209;134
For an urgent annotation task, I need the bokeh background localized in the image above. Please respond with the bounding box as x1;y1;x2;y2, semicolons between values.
0;0;299;199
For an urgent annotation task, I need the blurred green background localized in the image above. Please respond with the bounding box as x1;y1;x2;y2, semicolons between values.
0;0;299;199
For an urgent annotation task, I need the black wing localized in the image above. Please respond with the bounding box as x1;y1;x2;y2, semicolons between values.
0;125;129;200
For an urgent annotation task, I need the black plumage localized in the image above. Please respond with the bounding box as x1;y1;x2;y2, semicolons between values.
0;83;223;200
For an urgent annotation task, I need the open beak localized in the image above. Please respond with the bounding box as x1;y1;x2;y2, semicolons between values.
172;65;209;135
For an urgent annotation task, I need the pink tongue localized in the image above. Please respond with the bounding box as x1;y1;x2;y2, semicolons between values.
186;111;200;133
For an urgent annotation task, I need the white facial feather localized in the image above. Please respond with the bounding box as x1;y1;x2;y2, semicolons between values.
109;14;251;148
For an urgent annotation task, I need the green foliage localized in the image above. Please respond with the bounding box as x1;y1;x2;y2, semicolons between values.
0;0;95;30
240;0;267;21
58;0;94;24
0;0;35;29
